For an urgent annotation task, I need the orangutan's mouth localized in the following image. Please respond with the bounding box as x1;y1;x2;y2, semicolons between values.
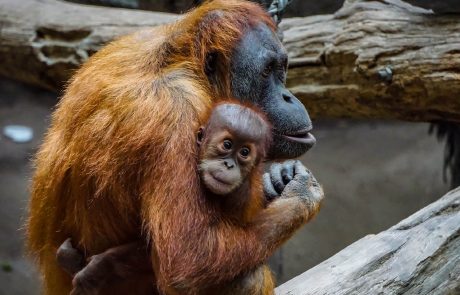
210;171;233;186
282;128;316;146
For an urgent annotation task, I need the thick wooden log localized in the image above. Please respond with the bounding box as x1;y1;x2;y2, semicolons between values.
275;187;460;294
1;0;460;123
282;0;460;122
0;0;176;90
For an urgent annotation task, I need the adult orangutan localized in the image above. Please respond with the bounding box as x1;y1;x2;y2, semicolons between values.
27;1;322;294
56;102;288;294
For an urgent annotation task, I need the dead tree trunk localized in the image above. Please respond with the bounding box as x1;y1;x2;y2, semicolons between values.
1;0;459;123
275;187;460;295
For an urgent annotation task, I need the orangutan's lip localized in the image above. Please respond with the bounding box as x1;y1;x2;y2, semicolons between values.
282;132;316;146
210;172;232;185
276;127;316;146
284;127;312;137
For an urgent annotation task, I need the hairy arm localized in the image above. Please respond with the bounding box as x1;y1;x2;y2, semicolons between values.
201;161;323;286
148;146;323;292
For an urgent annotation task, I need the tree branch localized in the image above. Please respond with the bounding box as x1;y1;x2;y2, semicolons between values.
276;187;460;294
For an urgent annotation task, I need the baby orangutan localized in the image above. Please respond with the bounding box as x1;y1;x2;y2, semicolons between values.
57;102;276;294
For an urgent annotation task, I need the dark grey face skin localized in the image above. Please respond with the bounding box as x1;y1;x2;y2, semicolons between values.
229;23;315;159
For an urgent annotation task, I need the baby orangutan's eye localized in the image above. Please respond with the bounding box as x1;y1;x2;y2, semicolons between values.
239;147;250;158
223;139;233;150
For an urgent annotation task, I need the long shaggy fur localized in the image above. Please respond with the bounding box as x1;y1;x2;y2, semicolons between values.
27;1;276;294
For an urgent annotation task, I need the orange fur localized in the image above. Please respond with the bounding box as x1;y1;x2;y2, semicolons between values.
198;100;273;225
27;1;311;294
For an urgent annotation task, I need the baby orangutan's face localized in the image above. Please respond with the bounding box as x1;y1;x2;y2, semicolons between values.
199;130;257;195
197;104;271;195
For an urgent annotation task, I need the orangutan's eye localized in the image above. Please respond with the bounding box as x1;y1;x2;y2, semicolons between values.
239;147;250;158
223;139;233;150
262;64;273;78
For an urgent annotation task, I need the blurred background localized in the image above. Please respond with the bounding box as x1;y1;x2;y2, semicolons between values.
0;0;458;294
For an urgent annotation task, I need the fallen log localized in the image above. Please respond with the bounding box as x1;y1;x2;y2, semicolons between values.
0;0;176;90
275;187;460;295
282;0;460;122
0;0;459;122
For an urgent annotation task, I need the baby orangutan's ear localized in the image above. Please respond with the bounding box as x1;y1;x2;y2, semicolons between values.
197;127;205;146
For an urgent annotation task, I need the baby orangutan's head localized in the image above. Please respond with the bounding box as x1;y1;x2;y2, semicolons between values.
197;103;272;195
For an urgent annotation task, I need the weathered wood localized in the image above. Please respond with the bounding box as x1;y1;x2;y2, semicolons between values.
1;0;460;123
0;0;176;90
275;187;460;295
282;0;460;122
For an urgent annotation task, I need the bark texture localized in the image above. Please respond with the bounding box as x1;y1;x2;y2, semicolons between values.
275;187;460;295
0;0;459;121
282;0;460;122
